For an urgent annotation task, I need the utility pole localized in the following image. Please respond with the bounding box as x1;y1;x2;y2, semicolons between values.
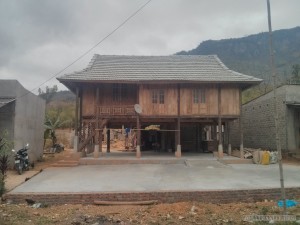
266;0;286;214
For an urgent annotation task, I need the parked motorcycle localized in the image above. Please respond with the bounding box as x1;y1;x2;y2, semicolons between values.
12;143;34;175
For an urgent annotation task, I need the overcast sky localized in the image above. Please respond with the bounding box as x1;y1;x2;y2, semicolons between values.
0;0;299;93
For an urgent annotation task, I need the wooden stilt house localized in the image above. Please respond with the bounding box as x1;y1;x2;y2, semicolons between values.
57;55;261;158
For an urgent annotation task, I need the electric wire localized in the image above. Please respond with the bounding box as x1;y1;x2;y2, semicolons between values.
16;0;153;99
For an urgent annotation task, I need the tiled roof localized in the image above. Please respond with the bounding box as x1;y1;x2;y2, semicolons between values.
0;98;15;108
58;55;262;83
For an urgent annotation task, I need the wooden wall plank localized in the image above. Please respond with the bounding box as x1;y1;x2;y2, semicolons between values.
81;83;241;117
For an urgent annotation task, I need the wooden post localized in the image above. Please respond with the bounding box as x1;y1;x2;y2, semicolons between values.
75;87;79;136
99;129;103;155
107;128;110;153
94;87;99;158
73;87;79;152
136;115;141;158
79;89;83;133
176;84;181;157
227;121;232;155
136;84;141;158
239;89;244;158
218;85;223;158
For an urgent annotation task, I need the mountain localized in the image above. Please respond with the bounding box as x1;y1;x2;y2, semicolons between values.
177;26;300;83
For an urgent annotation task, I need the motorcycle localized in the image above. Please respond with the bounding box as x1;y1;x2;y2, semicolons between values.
12;143;34;175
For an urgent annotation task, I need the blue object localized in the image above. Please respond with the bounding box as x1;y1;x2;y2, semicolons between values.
277;199;298;208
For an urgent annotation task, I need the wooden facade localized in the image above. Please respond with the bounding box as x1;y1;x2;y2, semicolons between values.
71;83;242;157
80;83;240;118
58;55;261;158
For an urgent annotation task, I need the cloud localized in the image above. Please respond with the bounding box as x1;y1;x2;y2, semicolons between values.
0;0;299;92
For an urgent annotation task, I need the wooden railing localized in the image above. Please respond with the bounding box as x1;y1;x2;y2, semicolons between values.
98;105;135;116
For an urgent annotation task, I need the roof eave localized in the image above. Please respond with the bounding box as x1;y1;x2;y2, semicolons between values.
57;78;262;88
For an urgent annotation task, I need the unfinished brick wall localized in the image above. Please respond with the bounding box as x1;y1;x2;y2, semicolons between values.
4;188;300;205
230;86;288;151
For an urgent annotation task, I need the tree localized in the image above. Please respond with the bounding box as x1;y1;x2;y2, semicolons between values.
289;64;300;84
44;114;69;147
39;85;59;103
292;64;300;78
0;131;12;196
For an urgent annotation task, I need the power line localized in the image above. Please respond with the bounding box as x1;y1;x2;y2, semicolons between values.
17;0;153;99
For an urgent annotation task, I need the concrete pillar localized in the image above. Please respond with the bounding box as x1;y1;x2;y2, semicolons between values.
176;144;181;158
228;144;232;156
94;144;99;158
74;136;79;153
240;143;244;159
136;145;141;158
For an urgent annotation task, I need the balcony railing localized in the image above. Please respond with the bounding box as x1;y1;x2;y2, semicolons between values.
98;105;135;116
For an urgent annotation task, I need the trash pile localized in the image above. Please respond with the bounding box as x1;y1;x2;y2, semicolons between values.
243;148;278;165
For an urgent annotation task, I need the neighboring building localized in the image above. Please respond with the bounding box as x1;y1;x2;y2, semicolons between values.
0;80;45;162
57;55;261;157
230;85;300;154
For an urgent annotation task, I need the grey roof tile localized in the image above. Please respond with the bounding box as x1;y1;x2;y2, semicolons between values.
0;98;15;108
58;55;262;83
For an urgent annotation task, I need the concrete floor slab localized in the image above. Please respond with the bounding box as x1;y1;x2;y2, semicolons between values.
10;161;300;193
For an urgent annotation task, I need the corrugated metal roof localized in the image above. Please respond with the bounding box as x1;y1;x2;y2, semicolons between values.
0;98;15;108
58;55;262;83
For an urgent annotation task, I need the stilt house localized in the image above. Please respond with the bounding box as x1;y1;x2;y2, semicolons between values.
58;55;261;158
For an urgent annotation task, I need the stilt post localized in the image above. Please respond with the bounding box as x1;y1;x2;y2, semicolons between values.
218;85;223;158
94;87;99;158
74;87;79;152
176;84;181;157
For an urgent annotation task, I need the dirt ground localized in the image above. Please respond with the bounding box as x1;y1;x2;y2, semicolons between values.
1;147;300;224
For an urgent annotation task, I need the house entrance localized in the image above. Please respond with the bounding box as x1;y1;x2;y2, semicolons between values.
141;130;161;151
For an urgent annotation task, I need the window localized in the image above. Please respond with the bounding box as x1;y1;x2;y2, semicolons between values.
193;88;205;104
152;89;164;104
152;90;158;103
113;84;128;102
159;90;164;104
113;84;120;102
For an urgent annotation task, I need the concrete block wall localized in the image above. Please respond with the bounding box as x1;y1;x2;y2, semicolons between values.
14;81;46;161
0;80;45;162
230;86;288;151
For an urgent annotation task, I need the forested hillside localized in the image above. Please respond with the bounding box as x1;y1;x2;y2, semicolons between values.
177;26;300;84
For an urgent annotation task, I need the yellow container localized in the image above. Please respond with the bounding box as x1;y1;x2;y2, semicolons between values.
261;151;270;165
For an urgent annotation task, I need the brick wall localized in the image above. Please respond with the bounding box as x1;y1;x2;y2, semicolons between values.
230;86;288;151
4;188;300;205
